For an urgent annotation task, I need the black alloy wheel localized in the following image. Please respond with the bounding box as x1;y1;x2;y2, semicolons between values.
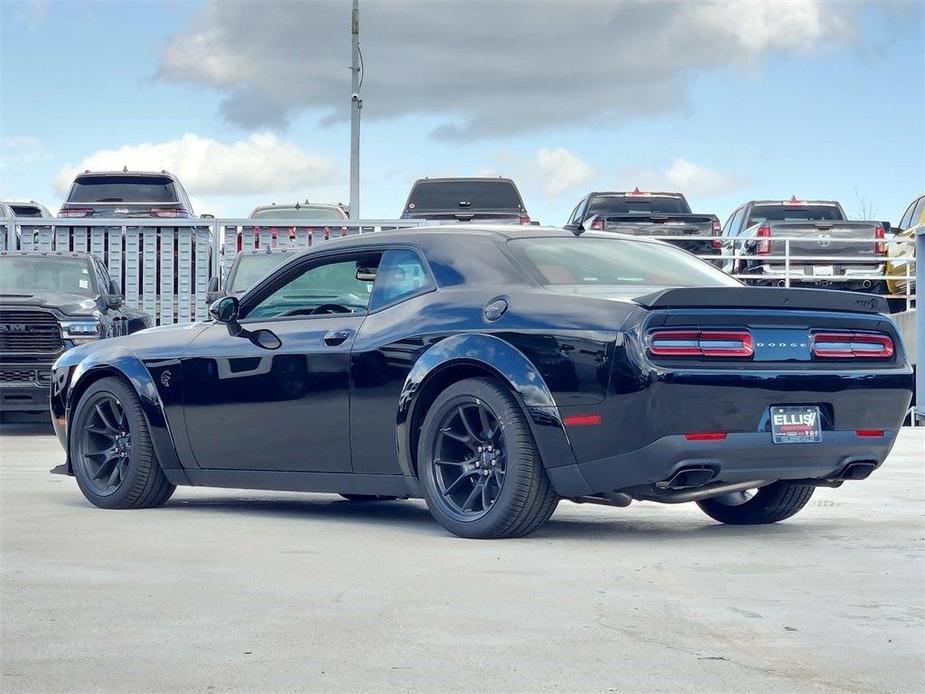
431;400;507;521
70;377;175;509
418;377;558;539
75;392;133;496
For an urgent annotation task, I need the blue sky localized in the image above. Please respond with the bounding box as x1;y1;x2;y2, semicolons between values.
1;0;922;226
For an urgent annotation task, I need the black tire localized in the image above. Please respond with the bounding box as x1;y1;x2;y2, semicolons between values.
697;481;814;525
70;377;175;510
417;377;558;539
339;494;401;502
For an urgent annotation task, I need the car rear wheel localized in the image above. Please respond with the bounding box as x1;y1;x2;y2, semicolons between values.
696;481;814;525
417;377;558;539
71;377;175;509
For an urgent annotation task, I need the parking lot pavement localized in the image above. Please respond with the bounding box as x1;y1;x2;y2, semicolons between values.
0;420;922;694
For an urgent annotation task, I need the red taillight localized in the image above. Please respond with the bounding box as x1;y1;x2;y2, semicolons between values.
855;429;885;438
711;218;722;249
756;224;771;255
151;208;182;218
874;225;886;255
647;329;753;358
519;215;531;225
685;432;727;441
563;414;602;427
58;207;92;218
590;218;604;231
811;332;894;359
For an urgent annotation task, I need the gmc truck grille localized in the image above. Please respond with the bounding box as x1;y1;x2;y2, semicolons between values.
0;309;64;354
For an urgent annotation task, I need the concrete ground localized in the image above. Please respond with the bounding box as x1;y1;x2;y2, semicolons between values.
1;417;922;694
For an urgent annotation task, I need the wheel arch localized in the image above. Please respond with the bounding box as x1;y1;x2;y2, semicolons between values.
64;351;184;477
396;333;577;483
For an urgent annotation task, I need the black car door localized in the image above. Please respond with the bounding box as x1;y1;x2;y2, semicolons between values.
181;249;381;472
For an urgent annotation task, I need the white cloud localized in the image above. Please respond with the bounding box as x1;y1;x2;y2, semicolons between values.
663;158;741;196
619;158;744;197
18;0;48;30
1;136;51;166
535;148;595;196
54;133;338;197
155;0;894;138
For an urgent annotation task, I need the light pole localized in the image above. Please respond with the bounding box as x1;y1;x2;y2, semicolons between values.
349;0;362;220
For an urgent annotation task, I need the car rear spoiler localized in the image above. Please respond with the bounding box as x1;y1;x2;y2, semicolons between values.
634;287;888;314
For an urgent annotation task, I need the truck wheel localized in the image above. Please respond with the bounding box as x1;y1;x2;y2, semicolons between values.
697;481;814;525
70;377;175;510
417;377;558;539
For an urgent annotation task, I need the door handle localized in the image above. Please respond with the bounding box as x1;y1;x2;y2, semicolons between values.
323;330;352;346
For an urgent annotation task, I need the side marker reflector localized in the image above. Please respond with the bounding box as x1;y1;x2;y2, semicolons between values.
855;429;885;438
684;432;727;441
563;414;602;427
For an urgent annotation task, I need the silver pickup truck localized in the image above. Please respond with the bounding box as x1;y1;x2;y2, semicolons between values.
721;198;887;292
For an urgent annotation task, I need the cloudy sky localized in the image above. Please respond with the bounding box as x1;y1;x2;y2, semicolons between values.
1;0;922;225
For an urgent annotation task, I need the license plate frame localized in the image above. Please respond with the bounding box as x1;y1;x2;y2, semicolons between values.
770;405;822;444
813;265;834;277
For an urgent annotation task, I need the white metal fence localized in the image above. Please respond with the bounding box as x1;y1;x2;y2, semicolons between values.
0;220;917;322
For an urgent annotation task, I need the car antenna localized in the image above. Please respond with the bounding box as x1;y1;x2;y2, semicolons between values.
123;165;128;173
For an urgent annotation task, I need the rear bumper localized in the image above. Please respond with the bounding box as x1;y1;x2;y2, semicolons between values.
746;263;885;289
546;429;897;497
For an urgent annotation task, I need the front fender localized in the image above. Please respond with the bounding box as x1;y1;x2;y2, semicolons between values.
396;333;578;482
57;345;184;475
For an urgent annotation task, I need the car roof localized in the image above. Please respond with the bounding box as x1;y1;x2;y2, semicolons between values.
589;191;685;198
74;170;181;182
747;200;840;206
411;177;517;184
296;224;661;251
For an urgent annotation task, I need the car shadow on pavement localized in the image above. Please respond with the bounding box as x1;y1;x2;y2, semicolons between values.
63;492;824;541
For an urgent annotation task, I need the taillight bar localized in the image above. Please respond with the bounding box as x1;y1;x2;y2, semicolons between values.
58;207;93;218
519;214;532;225
874;225;886;256
647;329;754;358
811;332;894;359
755;224;771;255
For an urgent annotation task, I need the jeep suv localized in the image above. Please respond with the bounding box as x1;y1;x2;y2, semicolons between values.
58;170;195;218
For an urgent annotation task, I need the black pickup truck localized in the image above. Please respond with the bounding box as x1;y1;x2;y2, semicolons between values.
566;190;721;258
0;252;151;413
400;177;532;225
720;198;887;291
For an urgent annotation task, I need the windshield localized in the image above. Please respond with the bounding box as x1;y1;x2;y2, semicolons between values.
230;253;295;292
407;181;523;211
251;206;347;221
508;237;739;288
589;196;690;215
747;204;844;226
68;176;178;204
0;256;96;296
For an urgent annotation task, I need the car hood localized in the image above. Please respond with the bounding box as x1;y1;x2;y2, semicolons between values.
0;292;101;316
55;321;211;368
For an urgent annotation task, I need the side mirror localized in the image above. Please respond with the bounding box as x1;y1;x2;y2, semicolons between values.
209;295;240;324
107;279;123;309
200;213;215;219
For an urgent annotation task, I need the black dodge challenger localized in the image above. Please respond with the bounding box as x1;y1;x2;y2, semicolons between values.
50;227;913;538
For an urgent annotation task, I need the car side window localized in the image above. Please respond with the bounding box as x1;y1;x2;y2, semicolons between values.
245;252;381;320
94;258;111;290
899;202;915;229
729;207;746;235
912;196;925;227
368;249;433;311
567;202;581;225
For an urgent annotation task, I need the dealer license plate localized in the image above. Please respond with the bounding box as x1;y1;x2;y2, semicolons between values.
813;265;834;277
770;406;822;444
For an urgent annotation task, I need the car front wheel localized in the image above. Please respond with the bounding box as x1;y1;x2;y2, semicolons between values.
70;376;175;509
417;377;558;539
